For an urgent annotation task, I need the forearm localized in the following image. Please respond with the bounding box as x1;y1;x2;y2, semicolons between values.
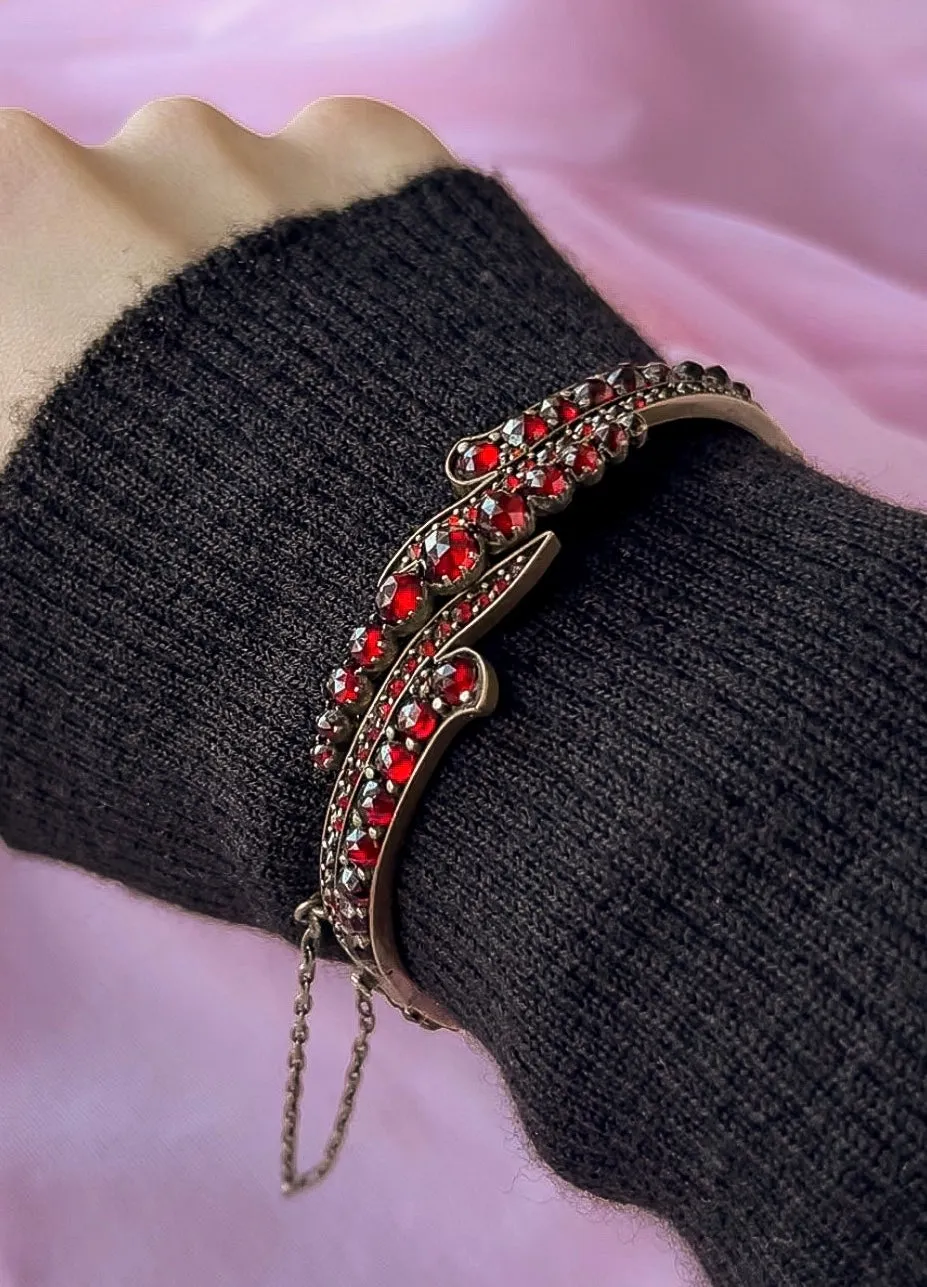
2;168;924;1287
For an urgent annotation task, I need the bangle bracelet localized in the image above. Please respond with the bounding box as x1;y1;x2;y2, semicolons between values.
281;359;800;1194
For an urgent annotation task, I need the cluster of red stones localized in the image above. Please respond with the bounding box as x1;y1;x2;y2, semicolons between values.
312;358;759;959
326;647;485;948
446;360;747;489
319;543;537;949
447;363;662;486
312;360;746;775
314;427;632;773
311;539;484;773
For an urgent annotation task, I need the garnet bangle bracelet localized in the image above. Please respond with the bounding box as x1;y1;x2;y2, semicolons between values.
280;360;800;1194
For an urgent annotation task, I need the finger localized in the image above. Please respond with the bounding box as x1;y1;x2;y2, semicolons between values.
273;96;458;210
0;97;457;468
0;110;178;465
99;97;286;254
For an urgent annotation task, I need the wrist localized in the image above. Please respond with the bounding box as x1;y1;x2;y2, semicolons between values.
0;166;658;935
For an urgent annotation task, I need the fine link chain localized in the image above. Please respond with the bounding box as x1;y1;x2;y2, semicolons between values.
280;895;377;1195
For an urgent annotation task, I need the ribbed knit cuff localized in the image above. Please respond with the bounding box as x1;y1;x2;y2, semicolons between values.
1;168;925;1287
0;167;654;933
400;415;927;1287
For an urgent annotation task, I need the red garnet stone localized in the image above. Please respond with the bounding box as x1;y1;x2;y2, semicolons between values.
524;463;572;505
317;707;351;741
344;827;380;868
423;524;482;587
523;412;550;442
377;741;417;785
502;412;549;448
579;377;614;406
396;698;438;741
597;421;629;460
310;740;338;772
455;440;500;478
433;655;480;707
358;781;396;828
329;664;369;707
348;622;392;669
569;443;603;479
476;489;531;543
376;570;426;626
608;364;640;393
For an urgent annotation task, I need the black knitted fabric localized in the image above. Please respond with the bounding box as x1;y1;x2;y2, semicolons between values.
1;169;925;1287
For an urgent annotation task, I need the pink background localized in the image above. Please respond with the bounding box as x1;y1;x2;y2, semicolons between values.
1;3;925;1285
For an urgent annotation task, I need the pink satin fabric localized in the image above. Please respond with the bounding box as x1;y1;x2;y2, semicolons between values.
1;3;925;1285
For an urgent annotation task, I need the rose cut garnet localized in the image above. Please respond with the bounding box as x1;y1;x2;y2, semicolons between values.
339;864;370;900
338;890;370;919
523;413;549;442
348;622;392;669
627;413;648;445
476;489;531;544
569;443;603;480
433;655;479;707
329;664;369;708
501;412;549;448
641;361;670;386
317;707;351;742
344;828;380;868
599;423;629;461
455;440;500;478
358;781;396;828
703;364;730;389
608;364;640;393
311;740;338;772
396;698;438;741
376;570;426;627
377;741;417;785
523;463;572;506
423;524;483;587
575;378;613;408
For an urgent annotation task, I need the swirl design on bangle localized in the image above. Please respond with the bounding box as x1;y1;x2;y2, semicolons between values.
308;360;798;1027
280;359;801;1198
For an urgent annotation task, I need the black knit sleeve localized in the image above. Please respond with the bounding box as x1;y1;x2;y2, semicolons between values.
1;168;924;1287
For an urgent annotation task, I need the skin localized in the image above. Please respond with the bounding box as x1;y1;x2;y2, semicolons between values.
0;96;457;469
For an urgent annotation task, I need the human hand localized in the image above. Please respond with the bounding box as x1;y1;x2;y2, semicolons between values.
0;95;454;468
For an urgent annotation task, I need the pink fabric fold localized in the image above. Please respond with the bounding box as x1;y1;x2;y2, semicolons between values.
2;3;924;1284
